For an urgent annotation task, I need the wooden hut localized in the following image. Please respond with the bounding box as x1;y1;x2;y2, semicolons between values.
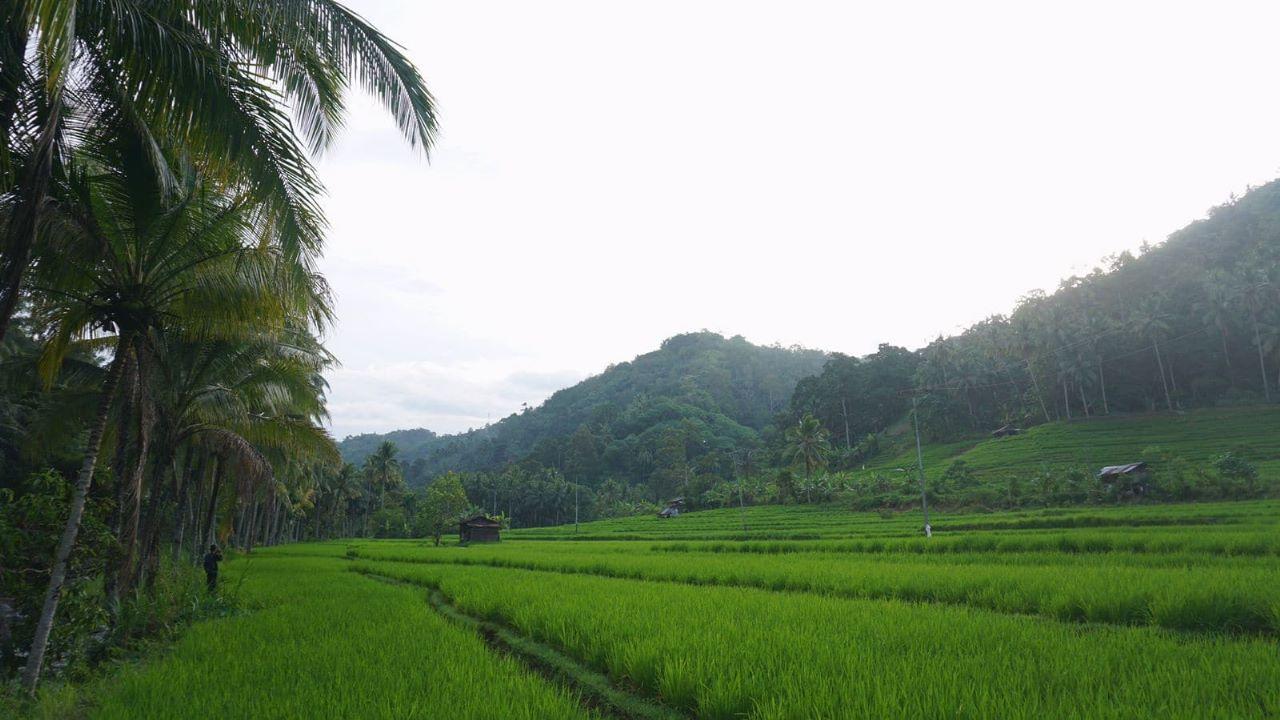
657;497;685;519
1097;462;1150;497
458;515;501;544
991;424;1022;438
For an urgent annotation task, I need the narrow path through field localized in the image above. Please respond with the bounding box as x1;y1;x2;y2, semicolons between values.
362;573;687;720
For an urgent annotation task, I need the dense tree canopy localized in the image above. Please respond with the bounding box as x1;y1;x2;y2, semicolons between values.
341;332;828;487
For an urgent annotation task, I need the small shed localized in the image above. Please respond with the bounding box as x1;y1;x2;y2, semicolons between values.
459;514;501;544
991;425;1022;438
657;497;685;519
1097;462;1150;497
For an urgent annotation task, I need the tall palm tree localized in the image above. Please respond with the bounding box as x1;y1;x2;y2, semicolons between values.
1196;272;1236;378
784;414;830;502
1234;268;1275;402
1128;298;1174;411
19;150;323;691
362;440;401;535
330;462;360;537
0;0;439;341
1011;300;1053;423
1075;286;1112;415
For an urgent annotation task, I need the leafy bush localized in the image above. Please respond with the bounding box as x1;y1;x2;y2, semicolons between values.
1212;452;1260;495
1;470;114;679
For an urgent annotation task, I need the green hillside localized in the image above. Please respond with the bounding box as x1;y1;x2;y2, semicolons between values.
339;331;827;484
861;405;1280;482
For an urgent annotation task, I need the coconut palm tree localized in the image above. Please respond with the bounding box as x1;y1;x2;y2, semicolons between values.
1196;271;1236;378
1128;298;1174;411
19;148;325;691
1234;268;1275;402
783;414;830;502
1010;299;1054;423
362;440;401;535
0;0;439;341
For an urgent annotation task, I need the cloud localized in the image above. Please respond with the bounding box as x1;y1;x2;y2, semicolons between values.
327;361;585;438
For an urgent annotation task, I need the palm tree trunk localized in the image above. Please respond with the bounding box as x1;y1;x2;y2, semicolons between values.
234;501;248;549
202;459;223;549
119;426;156;598
1097;356;1110;415
22;345;127;694
246;499;262;553
139;452;177;590
1077;380;1091;418
1025;359;1052;423
804;456;814;504
1061;378;1072;421
104;353;139;610
840;398;851;451
313;497;323;540
1153;337;1173;411
171;452;199;563
171;466;192;564
1254;317;1273;401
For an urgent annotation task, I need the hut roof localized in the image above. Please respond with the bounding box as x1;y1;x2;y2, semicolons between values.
1097;462;1148;478
460;515;502;528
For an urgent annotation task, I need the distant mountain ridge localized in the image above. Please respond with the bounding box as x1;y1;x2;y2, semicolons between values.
338;332;828;482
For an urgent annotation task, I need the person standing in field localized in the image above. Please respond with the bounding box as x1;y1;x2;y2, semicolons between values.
203;544;223;593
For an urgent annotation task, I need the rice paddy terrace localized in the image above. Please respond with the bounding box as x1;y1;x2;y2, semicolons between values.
80;499;1280;719
859;405;1280;484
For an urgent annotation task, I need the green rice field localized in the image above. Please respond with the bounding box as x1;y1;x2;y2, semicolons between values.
858;405;1280;483
78;499;1280;718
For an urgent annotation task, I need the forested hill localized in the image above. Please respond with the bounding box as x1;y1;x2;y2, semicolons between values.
338;332;827;483
789;178;1280;453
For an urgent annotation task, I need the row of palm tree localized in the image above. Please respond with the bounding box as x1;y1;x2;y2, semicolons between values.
1;0;437;693
914;250;1280;437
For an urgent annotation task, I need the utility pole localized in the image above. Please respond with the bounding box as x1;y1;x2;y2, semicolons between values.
912;396;932;538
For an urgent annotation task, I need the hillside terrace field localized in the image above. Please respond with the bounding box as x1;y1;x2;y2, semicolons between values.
857;405;1280;482
71;499;1280;719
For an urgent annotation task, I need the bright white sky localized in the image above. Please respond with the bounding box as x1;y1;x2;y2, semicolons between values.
318;0;1280;439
